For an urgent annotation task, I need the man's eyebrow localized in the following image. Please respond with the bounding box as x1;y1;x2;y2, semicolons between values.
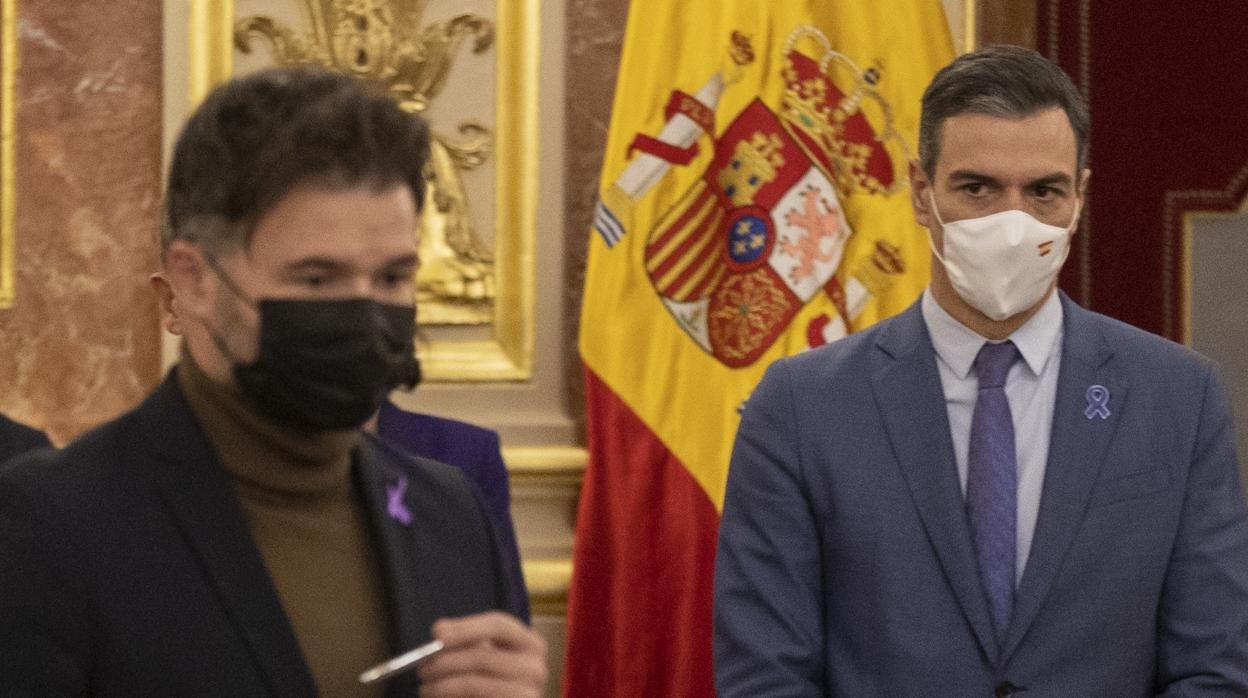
1027;172;1075;188
946;169;1001;184
382;253;419;269
283;257;351;274
945;170;1074;188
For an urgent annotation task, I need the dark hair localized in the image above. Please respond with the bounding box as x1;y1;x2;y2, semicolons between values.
918;44;1089;178
163;67;430;255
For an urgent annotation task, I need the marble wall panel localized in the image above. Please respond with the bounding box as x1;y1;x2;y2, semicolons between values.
0;1;163;443
562;0;628;439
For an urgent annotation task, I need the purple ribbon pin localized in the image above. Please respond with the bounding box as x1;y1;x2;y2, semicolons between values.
1084;384;1111;420
386;476;413;525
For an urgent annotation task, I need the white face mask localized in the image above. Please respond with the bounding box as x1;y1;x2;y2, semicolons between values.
928;192;1080;321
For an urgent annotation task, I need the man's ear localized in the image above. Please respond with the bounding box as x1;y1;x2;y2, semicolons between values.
149;271;183;335
909;160;934;228
161;240;214;323
1071;167;1091;236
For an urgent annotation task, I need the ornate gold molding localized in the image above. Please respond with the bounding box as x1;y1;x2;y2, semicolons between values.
184;0;538;381
963;0;977;52
187;0;235;103
456;0;538;382
503;445;587;485
523;557;572;616
0;0;16;308
505;445;583;615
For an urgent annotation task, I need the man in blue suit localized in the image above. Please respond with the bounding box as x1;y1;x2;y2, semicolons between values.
714;45;1248;694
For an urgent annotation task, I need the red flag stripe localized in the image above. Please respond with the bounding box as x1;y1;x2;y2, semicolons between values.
563;367;719;698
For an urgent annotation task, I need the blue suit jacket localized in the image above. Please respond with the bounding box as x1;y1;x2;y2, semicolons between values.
376;402;529;622
715;294;1248;695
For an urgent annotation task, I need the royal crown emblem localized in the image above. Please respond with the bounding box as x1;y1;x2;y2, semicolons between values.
778;27;908;197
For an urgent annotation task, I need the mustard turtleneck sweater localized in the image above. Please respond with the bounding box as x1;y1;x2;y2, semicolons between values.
177;354;389;696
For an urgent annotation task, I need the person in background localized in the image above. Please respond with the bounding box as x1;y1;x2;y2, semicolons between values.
375;401;530;622
0;67;546;697
0;412;50;463
715;45;1248;694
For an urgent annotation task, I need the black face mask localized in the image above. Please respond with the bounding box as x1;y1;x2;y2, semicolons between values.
205;258;421;431
234;299;421;431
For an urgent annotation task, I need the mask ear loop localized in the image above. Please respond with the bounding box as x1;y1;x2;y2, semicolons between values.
1046;196;1083;271
203;252;257;307
200;252;259;368
925;189;952;266
1063;196;1083;234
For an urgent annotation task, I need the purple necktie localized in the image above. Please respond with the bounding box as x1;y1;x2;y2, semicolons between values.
967;340;1019;646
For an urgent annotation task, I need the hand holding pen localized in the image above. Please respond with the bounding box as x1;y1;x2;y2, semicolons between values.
361;611;547;697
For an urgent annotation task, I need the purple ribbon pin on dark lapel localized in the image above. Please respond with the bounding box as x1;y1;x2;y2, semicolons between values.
1084;384;1111;420
386;476;413;525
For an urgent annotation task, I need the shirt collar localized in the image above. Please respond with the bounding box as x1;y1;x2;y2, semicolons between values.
920;289;1064;380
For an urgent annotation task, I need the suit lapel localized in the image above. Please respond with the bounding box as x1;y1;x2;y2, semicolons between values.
871;303;1000;662
355;437;431;698
137;374;316;697
1002;296;1126;660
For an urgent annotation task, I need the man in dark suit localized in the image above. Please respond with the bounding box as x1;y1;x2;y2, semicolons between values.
0;68;546;696
0;412;50;463
714;46;1248;694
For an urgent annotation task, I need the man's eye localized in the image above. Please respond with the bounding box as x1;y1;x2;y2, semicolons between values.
380;271;410;288
300;275;327;288
961;182;985;195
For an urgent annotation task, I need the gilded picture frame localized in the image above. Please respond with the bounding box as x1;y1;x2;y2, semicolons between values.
184;0;537;381
0;0;16;308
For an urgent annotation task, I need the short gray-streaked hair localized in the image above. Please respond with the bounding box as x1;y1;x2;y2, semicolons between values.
918;44;1089;178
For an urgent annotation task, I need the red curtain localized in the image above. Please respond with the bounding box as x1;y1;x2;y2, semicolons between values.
1042;2;1248;341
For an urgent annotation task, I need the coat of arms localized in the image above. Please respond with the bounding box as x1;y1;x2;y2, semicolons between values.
595;27;911;367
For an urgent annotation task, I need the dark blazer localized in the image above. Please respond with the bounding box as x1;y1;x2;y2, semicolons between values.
376;401;530;621
715;293;1248;695
0;412;50;463
0;372;518;696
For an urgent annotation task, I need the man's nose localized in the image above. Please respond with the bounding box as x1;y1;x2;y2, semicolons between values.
1002;188;1027;212
345;276;375;298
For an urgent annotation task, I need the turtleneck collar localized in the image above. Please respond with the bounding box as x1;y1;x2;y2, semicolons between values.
176;346;360;502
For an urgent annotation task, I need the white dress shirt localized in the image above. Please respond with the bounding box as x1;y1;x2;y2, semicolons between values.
920;289;1064;583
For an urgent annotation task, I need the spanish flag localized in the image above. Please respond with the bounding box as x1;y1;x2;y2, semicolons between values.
567;4;953;694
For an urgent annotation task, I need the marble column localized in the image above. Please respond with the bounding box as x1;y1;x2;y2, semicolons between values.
0;1;163;443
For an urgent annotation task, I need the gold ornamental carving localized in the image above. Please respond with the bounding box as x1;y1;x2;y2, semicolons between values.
235;0;497;325
0;0;15;308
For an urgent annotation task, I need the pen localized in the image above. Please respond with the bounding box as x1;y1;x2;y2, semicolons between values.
358;639;445;684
